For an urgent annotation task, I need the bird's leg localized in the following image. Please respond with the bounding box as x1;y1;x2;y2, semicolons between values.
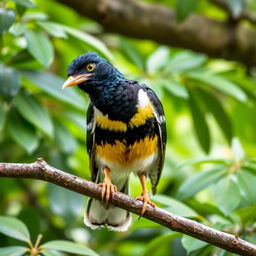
98;167;117;203
135;173;156;215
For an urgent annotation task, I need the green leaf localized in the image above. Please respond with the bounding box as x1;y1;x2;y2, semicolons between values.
20;70;85;110
196;88;233;143
0;246;28;256
61;25;112;61
0;216;30;242
214;177;241;215
187;71;247;102
55;121;77;154
176;0;199;21
231;137;245;160
41;249;64;256
236;206;256;224
0;8;16;34
48;184;83;220
152;194;198;217
162;78;188;98
0;64;20;100
225;0;244;18
37;21;67;38
165;51;206;73
146;46;169;74
25;29;54;67
142;232;180;256
0;99;5;131
181;236;207;254
8;110;39;154
22;12;48;22
13;91;54;137
175;157;231;170
12;0;36;8
120;38;145;71
9;22;26;36
236;170;256;205
42;240;99;256
188;90;211;153
177;167;226;199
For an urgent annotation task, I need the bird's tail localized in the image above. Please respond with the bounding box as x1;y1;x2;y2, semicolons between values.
84;178;132;231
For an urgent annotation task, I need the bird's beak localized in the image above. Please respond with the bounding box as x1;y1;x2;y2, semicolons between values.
62;74;92;89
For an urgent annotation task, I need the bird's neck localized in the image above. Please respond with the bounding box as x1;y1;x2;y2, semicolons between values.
89;81;138;122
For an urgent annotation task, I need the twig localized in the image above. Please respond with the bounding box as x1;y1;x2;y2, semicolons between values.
0;158;256;256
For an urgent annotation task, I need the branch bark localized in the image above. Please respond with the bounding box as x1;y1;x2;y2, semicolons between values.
0;159;256;255
57;0;256;67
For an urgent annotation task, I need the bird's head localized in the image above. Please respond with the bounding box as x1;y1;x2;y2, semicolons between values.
62;52;123;93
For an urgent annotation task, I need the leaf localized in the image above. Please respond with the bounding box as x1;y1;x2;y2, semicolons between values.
0;8;16;34
61;25;112;61
42;240;99;256
0;246;28;256
41;249;64;256
187;71;247;102
225;0;244;18
20;70;85;110
176;0;199;21
9;22;26;36
13;91;54;137
214;177;241;215
0;99;5;131
48;184;83;220
0;216;30;242
196;88;233;143
236;206;256;224
236;170;256;205
162;78;188;98
146;46;169;74
0;64;20;100
37;21;67;38
142;232;180;256
8;110;39;154
25;29;54;67
55;121;77;154
177;167;226;199
188;90;211;153
181;235;207;254
231;137;245;160
152;194;198;217
120;38;145;70
165;51;206;73
175;157;231;170
12;0;36;8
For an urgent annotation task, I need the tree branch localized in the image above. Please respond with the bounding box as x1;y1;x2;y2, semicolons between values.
57;0;256;67
0;159;256;255
210;0;256;25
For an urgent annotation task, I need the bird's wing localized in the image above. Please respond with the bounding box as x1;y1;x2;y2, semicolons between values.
142;85;167;194
86;103;98;181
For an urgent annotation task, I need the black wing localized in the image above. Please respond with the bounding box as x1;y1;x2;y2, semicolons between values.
86;103;98;181
141;85;167;194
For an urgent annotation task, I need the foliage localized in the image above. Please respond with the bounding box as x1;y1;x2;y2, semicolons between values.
0;0;256;255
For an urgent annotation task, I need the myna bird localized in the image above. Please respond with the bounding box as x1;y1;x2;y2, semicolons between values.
62;52;166;231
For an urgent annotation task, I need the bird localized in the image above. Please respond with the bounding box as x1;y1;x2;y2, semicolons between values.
62;52;166;231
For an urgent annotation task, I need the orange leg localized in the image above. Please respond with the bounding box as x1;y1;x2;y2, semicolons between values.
98;167;117;203
135;173;156;215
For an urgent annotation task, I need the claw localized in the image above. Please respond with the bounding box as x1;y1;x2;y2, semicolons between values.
135;193;156;215
135;173;156;215
98;167;117;203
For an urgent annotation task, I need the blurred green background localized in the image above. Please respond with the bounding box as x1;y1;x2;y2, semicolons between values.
0;0;256;255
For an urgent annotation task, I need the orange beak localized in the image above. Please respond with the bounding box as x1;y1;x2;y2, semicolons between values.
62;74;92;89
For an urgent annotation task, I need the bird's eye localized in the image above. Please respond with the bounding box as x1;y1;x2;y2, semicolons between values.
86;63;95;72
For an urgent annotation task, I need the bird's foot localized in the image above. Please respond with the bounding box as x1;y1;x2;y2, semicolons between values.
135;192;156;215
99;180;117;203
